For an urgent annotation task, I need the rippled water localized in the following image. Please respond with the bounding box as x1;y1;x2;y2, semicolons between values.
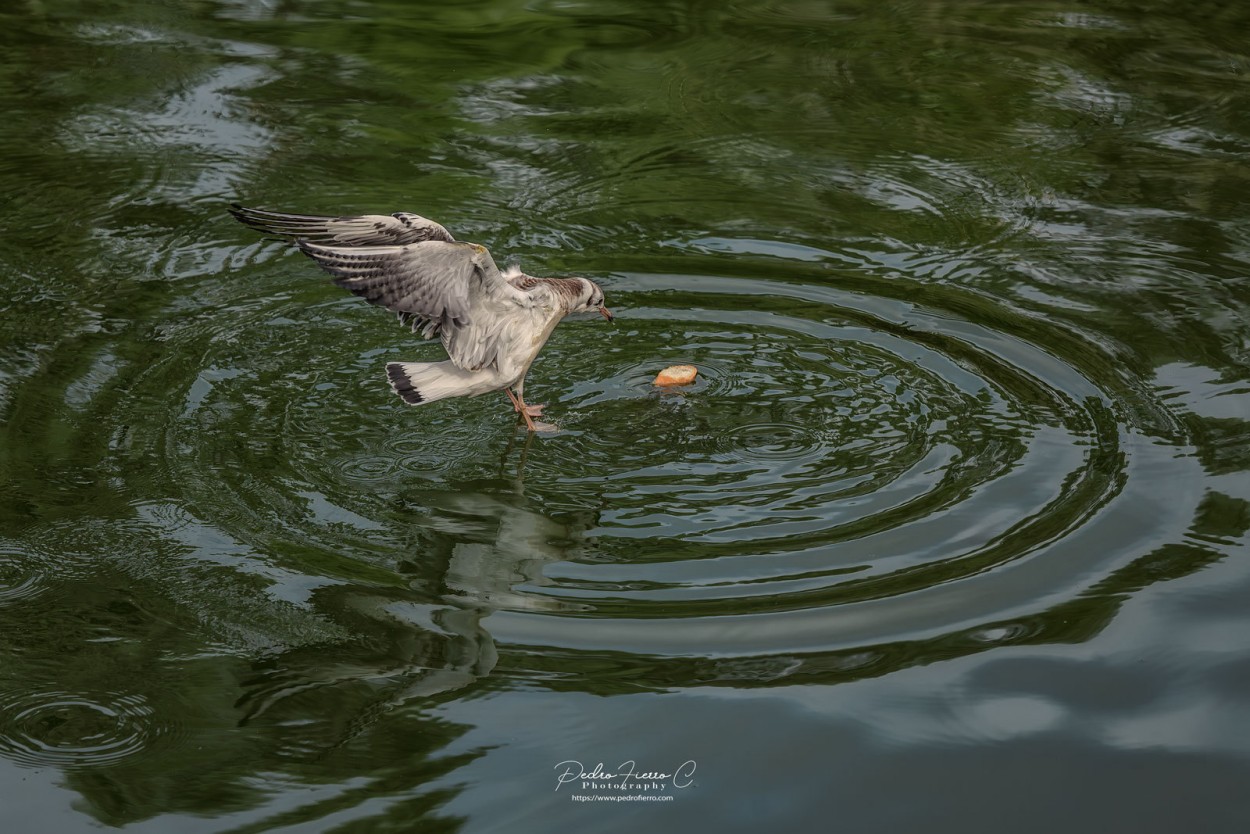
3;0;1250;831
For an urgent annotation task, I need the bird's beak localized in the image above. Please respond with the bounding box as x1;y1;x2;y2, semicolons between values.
599;306;614;322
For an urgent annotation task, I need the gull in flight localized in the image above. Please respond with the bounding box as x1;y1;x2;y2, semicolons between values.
230;204;613;431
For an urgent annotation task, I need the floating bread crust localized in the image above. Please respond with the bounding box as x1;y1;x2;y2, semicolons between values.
654;365;698;386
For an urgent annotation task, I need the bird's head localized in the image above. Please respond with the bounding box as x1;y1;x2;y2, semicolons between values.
572;278;613;322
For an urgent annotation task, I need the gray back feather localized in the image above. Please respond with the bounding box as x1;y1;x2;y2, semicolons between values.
297;240;547;371
232;204;591;374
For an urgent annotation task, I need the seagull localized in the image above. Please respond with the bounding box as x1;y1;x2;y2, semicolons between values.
230;204;613;432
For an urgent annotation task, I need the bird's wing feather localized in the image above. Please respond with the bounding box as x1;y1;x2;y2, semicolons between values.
297;239;542;371
230;204;455;246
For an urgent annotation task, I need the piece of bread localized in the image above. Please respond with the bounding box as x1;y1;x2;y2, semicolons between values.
654;365;698;386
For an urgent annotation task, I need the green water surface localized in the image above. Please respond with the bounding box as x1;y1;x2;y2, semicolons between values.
2;1;1250;831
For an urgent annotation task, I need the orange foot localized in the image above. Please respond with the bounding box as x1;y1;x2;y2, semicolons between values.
504;390;547;430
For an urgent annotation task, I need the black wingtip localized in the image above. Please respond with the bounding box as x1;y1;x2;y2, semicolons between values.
230;204;304;246
386;363;424;405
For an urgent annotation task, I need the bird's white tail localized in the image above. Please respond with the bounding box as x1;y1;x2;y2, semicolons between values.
386;361;491;405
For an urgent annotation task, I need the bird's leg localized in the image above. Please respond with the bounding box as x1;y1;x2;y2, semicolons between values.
512;379;544;417
503;387;540;432
504;388;543;416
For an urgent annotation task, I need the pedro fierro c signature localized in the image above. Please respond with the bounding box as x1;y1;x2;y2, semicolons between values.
553;760;697;792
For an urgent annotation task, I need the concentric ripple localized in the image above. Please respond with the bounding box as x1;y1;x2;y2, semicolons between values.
95;254;1198;660
0;690;155;769
479;274;1195;654
721;422;826;462
0;549;47;607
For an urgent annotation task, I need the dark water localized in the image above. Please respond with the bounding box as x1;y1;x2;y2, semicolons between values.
3;0;1250;830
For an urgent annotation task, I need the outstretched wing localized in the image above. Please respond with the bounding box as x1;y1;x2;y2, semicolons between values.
230;204;455;246
297;239;539;371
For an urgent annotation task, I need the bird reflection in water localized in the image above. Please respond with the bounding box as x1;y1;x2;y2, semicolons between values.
235;436;597;759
